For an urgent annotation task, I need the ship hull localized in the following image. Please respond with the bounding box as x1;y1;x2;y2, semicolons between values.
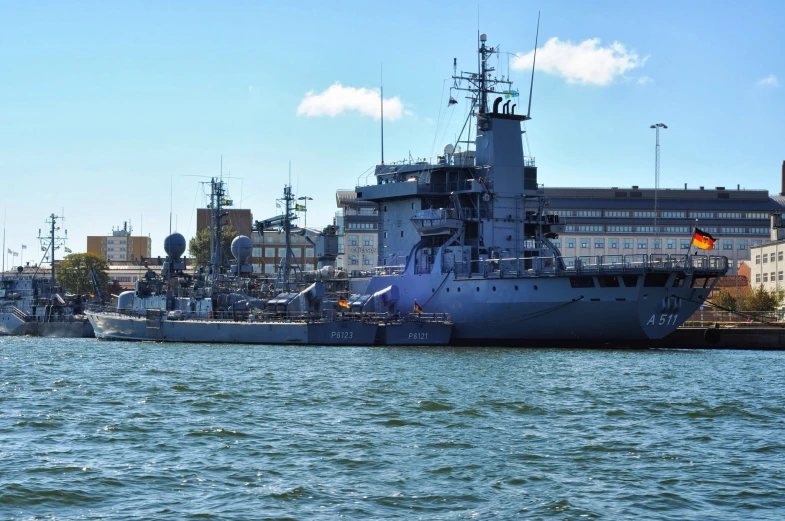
363;272;709;344
0;312;94;337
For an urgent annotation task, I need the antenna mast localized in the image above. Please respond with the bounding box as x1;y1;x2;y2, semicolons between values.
527;12;540;119
380;64;384;164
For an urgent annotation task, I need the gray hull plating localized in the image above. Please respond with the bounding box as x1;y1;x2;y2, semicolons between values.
379;321;453;346
0;313;94;337
363;272;709;343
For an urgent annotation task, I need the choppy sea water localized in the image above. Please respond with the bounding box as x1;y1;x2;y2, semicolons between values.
1;338;784;520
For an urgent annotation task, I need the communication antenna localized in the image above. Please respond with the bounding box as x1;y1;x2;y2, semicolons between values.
380;64;384;164
527;11;541;119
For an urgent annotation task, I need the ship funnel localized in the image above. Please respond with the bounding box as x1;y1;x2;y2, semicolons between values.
492;97;502;113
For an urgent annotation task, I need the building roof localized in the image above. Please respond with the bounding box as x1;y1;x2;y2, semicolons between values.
714;275;749;288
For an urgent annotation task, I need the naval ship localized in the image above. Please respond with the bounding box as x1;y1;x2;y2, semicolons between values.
0;214;93;337
86;180;452;345
349;31;728;345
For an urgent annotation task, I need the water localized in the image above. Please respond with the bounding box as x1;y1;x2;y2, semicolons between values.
2;338;784;520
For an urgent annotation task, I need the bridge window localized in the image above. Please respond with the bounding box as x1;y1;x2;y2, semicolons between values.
569;276;595;288
644;273;670;287
621;275;639;288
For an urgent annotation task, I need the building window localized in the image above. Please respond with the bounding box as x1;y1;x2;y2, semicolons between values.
265;264;275;274
362;235;373;246
306;248;314;257
666;239;676;249
663;226;690;233
348;235;358;246
609;239;619;249
578;225;603;232
633;211;656;218
605;211;629;217
756;254;761;264
779;251;784;262
763;273;768;283
690;212;714;218
623;239;633;249
763;255;768;264
779;271;783;281
362;255;373;265
771;272;776;281
595;239;605;248
580;238;590;248
680;239;691;250
383;231;388;239
756;274;761;283
637;239;648;249
349;255;359;265
264;247;275;257
576;210;601;217
661;211;686;218
653;239;662;249
552;239;561;248
566;239;576;248
607;226;633;233
718;212;742;219
737;240;748;250
722;240;733;250
277;248;287;257
252;247;262;258
564;225;576;232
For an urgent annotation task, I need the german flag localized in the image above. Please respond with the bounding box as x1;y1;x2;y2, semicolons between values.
692;228;716;250
338;298;350;309
413;302;423;314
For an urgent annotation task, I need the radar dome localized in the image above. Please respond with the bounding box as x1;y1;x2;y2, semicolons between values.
443;143;455;155
164;233;186;259
231;235;253;264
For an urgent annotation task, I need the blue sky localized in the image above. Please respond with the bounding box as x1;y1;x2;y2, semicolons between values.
1;0;783;260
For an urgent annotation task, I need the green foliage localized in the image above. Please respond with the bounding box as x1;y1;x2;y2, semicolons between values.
56;252;110;295
188;226;239;267
710;289;738;311
742;285;784;312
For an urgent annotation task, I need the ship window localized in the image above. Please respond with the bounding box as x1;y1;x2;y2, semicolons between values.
621;275;639;287
672;274;686;287
457;287;461;292
446;287;450;292
569;276;595;288
644;273;670;287
597;275;620;287
400;231;404;238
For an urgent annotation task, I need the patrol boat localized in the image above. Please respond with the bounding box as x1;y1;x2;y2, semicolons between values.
352;31;728;345
0;214;93;337
86;180;452;345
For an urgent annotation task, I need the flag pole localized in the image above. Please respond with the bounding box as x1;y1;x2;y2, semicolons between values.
686;218;698;259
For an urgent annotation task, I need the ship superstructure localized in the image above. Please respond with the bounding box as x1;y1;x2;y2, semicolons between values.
355;31;728;345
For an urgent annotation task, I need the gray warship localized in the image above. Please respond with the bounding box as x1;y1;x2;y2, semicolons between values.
86;180;452;345
0;214;93;337
349;31;728;345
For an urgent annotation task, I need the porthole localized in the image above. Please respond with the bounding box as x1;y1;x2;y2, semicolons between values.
476;287;480;292
514;285;519;290
446;287;450;292
492;286;496;291
533;285;538;291
457;287;461;292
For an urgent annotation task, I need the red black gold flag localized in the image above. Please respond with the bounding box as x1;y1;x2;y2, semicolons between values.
413;302;423;314
692;228;716;250
338;298;350;309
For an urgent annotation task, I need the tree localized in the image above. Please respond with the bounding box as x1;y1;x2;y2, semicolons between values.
710;288;738;311
188;226;239;267
741;285;783;312
56;252;110;295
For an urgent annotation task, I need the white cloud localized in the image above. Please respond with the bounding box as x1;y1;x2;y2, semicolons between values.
637;76;653;85
296;82;405;120
757;74;779;87
512;37;647;86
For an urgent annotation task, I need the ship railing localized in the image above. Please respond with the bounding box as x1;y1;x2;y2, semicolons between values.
453;253;729;278
374;265;405;276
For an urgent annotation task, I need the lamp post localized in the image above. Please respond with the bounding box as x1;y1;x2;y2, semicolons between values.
650;123;667;251
297;196;313;229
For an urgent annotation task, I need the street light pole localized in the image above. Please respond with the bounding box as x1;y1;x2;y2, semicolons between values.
297;196;313;229
650;123;667;251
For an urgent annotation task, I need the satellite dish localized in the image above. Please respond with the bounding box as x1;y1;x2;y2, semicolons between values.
443;144;455;155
